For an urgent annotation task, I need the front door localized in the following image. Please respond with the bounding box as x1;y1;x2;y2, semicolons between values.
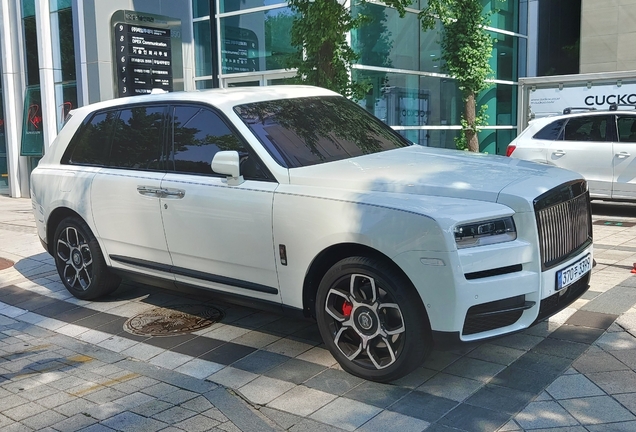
160;104;280;302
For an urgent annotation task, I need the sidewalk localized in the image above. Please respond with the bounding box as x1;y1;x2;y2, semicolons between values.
1;195;636;431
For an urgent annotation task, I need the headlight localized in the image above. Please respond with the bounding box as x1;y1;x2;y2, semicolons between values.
454;217;516;249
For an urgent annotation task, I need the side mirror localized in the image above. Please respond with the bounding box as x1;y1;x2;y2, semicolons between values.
211;151;244;186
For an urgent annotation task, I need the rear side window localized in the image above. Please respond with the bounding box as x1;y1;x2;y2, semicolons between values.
64;111;117;166
563;116;611;142
617;116;636;143
109;106;166;170
533;119;565;140
168;105;269;180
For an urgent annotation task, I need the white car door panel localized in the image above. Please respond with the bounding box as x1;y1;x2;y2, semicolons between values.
611;115;636;199
89;105;173;273
160;104;280;301
548;115;613;198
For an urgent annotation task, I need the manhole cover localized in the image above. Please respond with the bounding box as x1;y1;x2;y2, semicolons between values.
0;258;15;271
123;304;224;336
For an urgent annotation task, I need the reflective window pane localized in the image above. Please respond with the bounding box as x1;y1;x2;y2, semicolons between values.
110;106;166;170
482;0;518;33
169;106;241;175
221;0;285;14
66;111;117;166
353;70;463;127
220;8;295;74
235;96;410;168
193;0;210;18
564;116;611;142
617;116;636;143
194;20;212;76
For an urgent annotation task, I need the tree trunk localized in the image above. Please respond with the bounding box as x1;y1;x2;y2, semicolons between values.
464;91;479;152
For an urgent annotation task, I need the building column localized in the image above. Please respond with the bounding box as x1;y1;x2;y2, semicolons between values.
35;0;58;150
0;0;26;197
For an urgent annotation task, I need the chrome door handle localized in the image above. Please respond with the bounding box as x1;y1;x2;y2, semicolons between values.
162;188;186;199
616;152;631;159
553;150;566;156
137;186;164;197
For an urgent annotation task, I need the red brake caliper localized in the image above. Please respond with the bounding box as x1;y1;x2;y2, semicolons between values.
342;301;353;317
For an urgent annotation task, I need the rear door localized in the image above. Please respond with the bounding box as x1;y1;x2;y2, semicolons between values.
90;105;173;277
159;104;281;302
611;114;636;199
547;115;613;198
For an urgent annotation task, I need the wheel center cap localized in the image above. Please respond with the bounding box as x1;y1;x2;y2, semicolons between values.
72;250;82;266
357;311;373;330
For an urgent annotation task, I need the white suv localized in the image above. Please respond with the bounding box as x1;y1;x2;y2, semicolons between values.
31;86;593;382
507;106;636;200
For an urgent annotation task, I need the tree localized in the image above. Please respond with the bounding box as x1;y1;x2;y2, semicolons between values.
419;0;494;152
286;0;411;100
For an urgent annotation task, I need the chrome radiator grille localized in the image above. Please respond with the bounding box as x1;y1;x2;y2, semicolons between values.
534;181;592;270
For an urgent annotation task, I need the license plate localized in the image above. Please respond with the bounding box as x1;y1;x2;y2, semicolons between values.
557;254;591;291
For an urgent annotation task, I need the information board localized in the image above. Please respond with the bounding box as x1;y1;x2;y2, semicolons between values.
114;23;173;97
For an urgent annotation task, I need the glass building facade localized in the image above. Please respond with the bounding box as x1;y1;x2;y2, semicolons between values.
195;0;528;155
0;0;527;197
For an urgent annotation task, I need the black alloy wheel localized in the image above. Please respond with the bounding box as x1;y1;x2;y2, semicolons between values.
316;256;431;382
54;216;120;300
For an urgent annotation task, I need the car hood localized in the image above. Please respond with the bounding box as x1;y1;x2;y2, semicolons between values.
288;146;581;211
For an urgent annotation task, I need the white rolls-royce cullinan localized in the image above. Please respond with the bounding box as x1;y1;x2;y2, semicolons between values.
31;86;593;382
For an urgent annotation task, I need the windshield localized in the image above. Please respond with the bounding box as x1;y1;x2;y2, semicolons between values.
234;96;410;168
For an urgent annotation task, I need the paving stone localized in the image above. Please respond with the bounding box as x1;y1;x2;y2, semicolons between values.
152;405;197;424
491;366;563;393
304;368;365;396
491;333;543;351
513;351;573;375
231;350;289;374
174;358;224;379
238;375;295;405
310;397;382;432
582;286;636;315
421;350;461;371
515;401;580;429
20;410;67;430
83;387;127;404
51;412;99;432
586;421;636;431
566;310;618;330
343;380;410;409
263;358;326;385
586;370;636;394
416;373;482;402
129;399;174;417
560;396;636;424
267;385;337;417
572;350;630;373
549;324;606;344
148;351;192;370
614;393;636;415
438;403;510;431
204;386;277;432
389;366;437;389
466;343;525;366
259;407;301;430
545;374;605;399
207;367;258;390
357;410;429;432
3;401;47;421
443;356;506;382
111;392;155;410
173;414;221;432
465;384;536;415
101;411;168;432
386;390;457;423
596;332;636;351
289;418;345;432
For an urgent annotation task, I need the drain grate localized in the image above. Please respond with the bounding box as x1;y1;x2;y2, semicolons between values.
0;258;15;271
123;304;224;336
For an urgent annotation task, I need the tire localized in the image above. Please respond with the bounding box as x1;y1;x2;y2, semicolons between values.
53;216;120;300
316;256;432;382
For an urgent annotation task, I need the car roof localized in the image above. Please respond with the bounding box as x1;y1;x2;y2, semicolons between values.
69;85;340;118
531;107;636;124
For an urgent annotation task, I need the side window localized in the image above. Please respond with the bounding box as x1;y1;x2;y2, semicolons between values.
109;105;166;170
563;116;610;142
64;111;117;165
168;105;269;180
617;116;636;143
533;119;566;140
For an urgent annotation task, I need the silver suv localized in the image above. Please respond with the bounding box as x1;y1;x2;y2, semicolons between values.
507;105;636;200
